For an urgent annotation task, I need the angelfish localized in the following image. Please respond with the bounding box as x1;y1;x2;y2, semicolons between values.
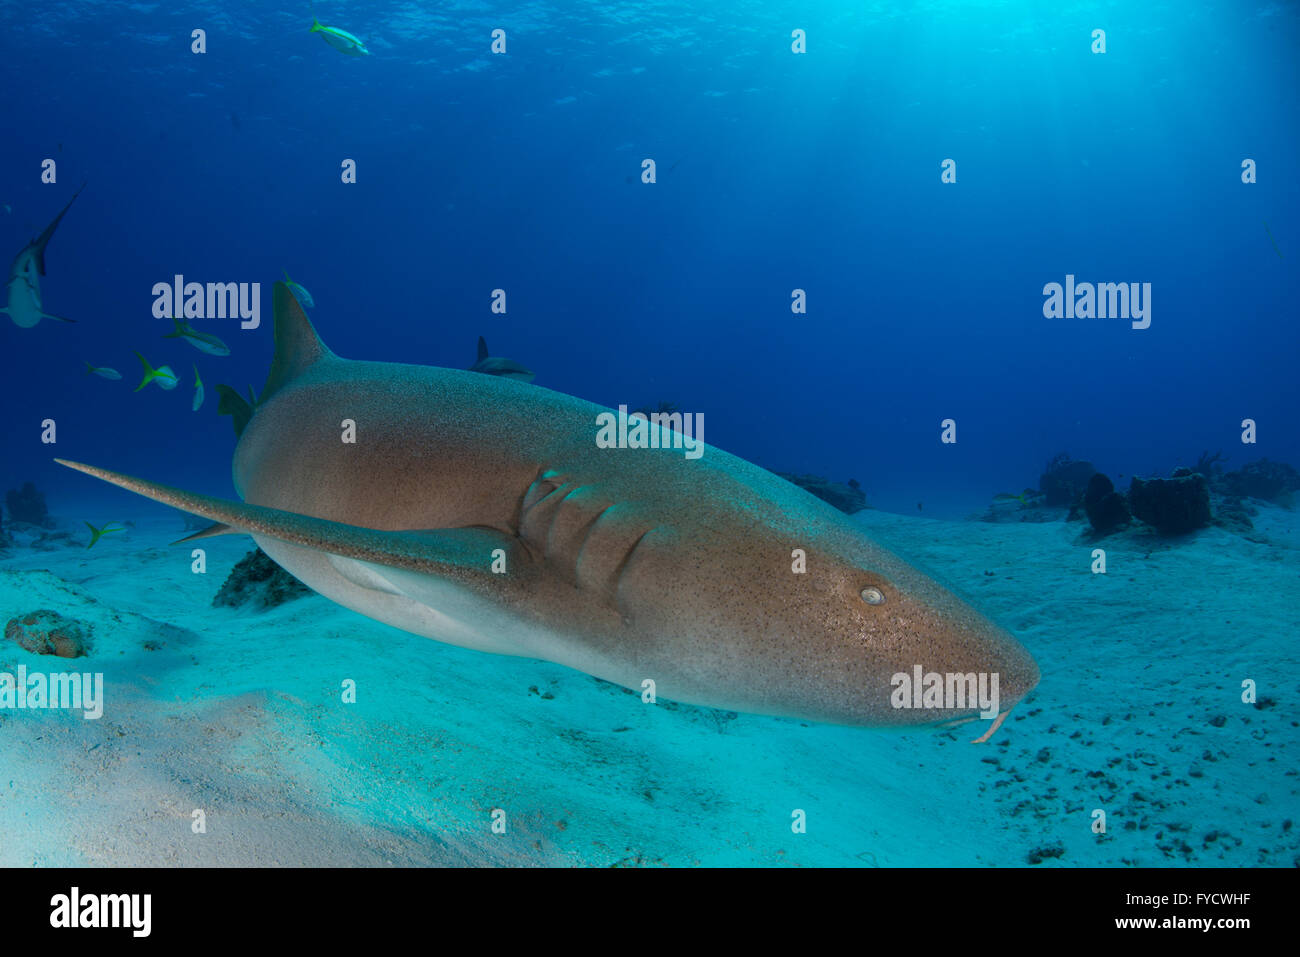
310;17;370;56
164;316;230;356
59;283;1039;739
134;352;178;391
0;185;83;327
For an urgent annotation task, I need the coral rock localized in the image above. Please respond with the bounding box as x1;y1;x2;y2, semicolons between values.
5;481;52;527
5;609;94;658
1084;473;1130;534
1129;474;1211;535
1221;458;1300;504
1039;454;1097;507
213;548;313;610
777;473;868;514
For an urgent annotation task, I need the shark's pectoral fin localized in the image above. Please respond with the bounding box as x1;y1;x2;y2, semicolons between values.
324;526;520;595
42;312;76;323
55;459;531;591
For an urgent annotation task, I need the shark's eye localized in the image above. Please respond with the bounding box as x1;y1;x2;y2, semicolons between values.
860;586;885;605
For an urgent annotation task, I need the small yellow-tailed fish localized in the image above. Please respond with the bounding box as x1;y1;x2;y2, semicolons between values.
164;316;231;356
283;268;315;309
84;361;122;380
192;364;205;412
134;351;179;391
84;521;125;549
310;12;370;56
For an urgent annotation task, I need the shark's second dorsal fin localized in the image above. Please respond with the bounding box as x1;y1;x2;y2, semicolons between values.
477;336;490;363
261;281;333;404
215;384;254;438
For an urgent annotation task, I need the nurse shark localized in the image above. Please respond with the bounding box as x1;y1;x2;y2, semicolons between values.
59;283;1039;738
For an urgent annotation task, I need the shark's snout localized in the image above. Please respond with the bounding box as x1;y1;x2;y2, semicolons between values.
852;558;1039;737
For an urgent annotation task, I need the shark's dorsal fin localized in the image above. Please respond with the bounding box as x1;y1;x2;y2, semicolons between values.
32;183;84;276
261;281;333;404
477;336;490;362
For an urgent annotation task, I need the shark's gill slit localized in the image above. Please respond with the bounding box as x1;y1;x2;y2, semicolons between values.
612;528;654;613
572;502;617;577
521;470;566;513
524;480;569;516
543;485;601;562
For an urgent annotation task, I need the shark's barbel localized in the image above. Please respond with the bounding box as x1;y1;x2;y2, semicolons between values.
59;283;1038;736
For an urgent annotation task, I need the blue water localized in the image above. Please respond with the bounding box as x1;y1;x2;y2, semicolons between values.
2;0;1295;516
0;1;1296;867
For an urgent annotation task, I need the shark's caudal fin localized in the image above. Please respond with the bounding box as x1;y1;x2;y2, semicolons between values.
55;459;527;582
32;183;85;275
260;280;334;404
477;336;490;363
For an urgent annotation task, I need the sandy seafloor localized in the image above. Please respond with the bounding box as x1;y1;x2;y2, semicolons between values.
1;499;1296;868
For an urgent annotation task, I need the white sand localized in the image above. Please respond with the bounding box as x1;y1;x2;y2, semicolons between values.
0;502;1295;867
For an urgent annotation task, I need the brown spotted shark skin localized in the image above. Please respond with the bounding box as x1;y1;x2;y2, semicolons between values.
60;283;1038;736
